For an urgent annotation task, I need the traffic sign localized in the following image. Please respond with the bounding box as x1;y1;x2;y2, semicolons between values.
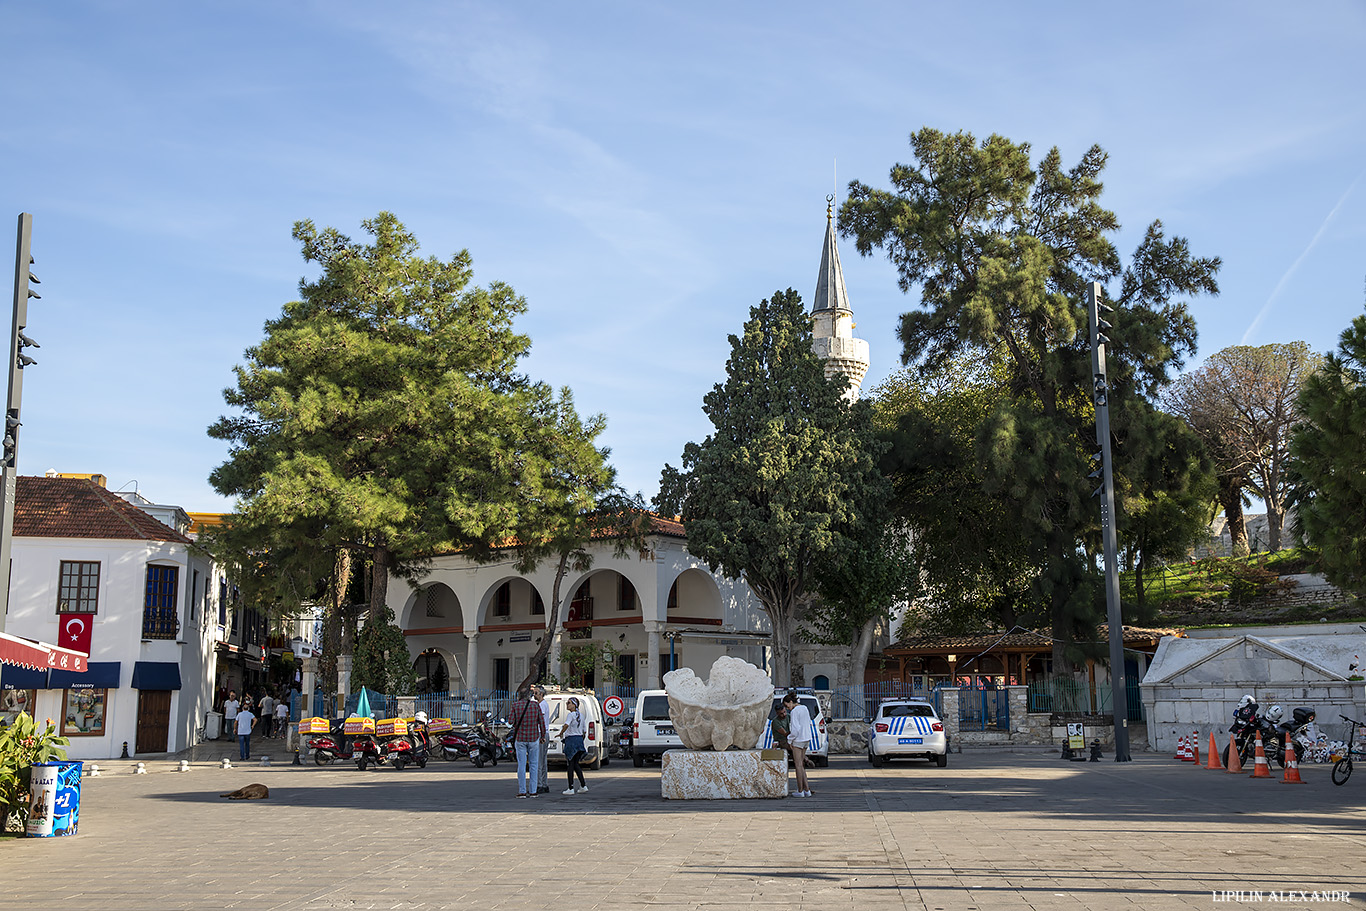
603;695;625;718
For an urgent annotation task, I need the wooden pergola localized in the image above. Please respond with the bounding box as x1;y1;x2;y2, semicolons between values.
879;625;1183;687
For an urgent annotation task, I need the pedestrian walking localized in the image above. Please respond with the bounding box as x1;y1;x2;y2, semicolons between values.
260;692;276;737
560;697;589;795
783;692;813;797
222;691;240;741
508;687;547;798
274;696;289;739
236;705;257;761
536;686;551;794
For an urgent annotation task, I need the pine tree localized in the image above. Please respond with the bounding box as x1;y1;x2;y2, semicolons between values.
659;289;886;685
842;128;1220;668
1288;316;1366;593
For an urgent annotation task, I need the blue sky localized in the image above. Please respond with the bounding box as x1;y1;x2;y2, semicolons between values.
3;2;1364;512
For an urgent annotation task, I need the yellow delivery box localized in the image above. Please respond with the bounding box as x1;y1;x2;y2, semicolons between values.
298;717;330;735
343;716;375;736
375;717;409;738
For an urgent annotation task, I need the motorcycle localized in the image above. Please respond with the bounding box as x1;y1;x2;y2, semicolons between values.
351;734;385;771
608;723;632;760
383;728;430;771
438;729;487;764
1278;707;1317;760
474;718;513;763
306;719;351;765
1224;700;1288;770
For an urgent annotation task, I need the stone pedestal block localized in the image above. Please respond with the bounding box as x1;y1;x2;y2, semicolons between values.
660;749;788;799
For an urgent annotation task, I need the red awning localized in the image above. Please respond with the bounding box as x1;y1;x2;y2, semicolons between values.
0;631;88;672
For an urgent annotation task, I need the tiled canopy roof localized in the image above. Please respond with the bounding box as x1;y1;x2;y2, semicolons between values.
888;626;1184;654
14;476;192;544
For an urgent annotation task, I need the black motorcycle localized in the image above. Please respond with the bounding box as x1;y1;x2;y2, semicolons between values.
1224;703;1286;770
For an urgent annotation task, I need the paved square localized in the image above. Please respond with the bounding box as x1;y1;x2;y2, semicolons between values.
4;750;1364;910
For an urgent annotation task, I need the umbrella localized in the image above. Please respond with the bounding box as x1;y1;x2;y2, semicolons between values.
355;687;373;718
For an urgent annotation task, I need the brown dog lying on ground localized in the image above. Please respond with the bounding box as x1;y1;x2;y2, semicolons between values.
219;783;269;800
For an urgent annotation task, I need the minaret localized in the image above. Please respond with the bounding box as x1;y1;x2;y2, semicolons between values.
810;195;870;401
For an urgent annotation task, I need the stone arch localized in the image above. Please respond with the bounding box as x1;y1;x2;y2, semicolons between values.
413;646;459;694
475;575;547;628
403;582;464;631
664;567;724;623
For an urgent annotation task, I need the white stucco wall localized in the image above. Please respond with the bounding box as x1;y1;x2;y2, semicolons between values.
397;533;770;692
3;535;217;759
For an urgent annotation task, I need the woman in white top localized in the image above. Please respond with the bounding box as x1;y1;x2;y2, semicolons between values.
559;697;589;795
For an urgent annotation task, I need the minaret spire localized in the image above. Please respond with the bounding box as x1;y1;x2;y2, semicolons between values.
810;195;870;401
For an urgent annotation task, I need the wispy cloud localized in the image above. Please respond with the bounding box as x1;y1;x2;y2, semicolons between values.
1242;171;1364;344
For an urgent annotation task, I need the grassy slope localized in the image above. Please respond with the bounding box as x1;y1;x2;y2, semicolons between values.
1124;548;1366;629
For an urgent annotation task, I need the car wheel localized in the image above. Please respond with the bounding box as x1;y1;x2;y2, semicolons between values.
868;751;885;768
935;752;948;768
814;755;829;768
633;753;645;768
589;750;602;771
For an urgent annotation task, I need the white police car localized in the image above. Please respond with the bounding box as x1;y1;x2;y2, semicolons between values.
868;697;948;767
760;693;828;767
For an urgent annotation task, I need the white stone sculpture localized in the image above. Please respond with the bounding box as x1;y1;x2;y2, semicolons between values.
664;656;774;751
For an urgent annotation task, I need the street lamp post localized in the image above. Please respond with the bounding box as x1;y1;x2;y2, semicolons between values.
1088;281;1131;762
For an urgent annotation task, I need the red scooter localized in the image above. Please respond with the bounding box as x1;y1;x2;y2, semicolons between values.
351;733;385;771
306;719;350;765
384;718;431;771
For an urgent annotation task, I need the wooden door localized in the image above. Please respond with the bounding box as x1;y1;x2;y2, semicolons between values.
136;690;172;754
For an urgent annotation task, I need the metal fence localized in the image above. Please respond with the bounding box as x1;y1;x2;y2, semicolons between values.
1026;677;1145;721
957;685;1011;732
826;682;944;721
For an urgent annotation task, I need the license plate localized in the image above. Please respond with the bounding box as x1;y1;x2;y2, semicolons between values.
898;738;923;745
352;749;365;758
657;726;675;735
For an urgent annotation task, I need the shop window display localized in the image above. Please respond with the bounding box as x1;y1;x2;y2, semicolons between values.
62;688;108;736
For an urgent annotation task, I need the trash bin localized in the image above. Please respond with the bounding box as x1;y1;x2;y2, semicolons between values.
25;761;82;837
205;711;223;741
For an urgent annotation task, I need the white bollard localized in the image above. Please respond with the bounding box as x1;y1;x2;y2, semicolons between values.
86;764;101;777
259;756;271;767
220;758;233;769
177;759;191;772
134;762;147;774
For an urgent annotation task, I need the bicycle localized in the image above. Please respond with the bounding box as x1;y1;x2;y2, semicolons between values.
1331;715;1366;786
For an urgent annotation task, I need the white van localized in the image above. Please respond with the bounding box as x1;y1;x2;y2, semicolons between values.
544;689;607;770
632;689;683;766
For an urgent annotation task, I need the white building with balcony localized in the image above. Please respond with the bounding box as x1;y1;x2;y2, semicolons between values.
0;476;218;758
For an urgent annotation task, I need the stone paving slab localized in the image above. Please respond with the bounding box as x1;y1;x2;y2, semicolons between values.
3;753;1365;910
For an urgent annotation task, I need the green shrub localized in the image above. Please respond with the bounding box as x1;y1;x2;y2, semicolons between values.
0;712;69;832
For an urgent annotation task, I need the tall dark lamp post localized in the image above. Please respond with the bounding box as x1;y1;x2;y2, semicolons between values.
0;213;41;635
1088;281;1131;762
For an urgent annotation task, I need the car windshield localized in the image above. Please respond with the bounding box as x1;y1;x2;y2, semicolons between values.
882;704;935;718
641;695;671;721
769;697;819;719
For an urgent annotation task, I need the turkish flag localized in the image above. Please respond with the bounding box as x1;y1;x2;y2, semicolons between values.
57;614;93;655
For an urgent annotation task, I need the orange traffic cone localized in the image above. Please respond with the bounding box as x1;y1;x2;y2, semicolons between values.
1191;730;1199;766
1225;734;1243;773
1249;730;1273;779
1205;732;1224;769
1282;740;1306;784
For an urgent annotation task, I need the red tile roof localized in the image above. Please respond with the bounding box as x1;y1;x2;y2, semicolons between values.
14;476;192;544
887;625;1184;653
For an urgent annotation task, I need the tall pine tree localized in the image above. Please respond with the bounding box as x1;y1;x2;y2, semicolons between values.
842;129;1219;669
658;289;886;685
